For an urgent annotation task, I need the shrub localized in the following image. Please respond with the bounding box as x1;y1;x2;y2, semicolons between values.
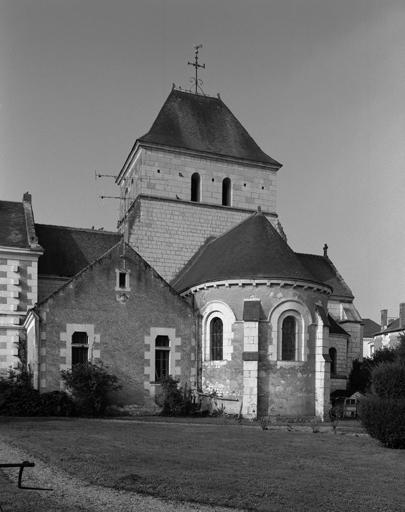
372;361;405;399
156;376;196;416
359;396;405;449
61;361;121;417
39;391;75;416
348;348;398;394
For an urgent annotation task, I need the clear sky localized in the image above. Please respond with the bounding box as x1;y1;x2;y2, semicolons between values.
1;0;404;322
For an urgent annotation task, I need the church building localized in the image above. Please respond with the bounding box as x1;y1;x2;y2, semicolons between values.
0;85;363;420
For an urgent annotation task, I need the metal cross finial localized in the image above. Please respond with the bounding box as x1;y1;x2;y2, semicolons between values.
188;44;205;94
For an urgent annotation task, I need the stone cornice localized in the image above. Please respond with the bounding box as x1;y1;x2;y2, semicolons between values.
181;278;332;297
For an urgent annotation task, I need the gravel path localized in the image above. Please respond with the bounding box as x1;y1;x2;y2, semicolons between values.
0;437;245;512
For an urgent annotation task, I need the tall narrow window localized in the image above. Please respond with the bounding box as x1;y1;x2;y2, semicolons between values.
71;331;88;365
222;178;231;206
210;317;223;360
281;316;296;361
329;347;337;375
155;335;170;382
191;173;201;202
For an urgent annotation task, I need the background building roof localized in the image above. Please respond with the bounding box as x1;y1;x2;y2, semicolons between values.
0;200;29;249
35;224;120;277
138;89;281;167
172;212;321;293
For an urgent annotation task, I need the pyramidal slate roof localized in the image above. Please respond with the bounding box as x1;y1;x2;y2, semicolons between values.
0;200;29;248
172;212;322;293
138;89;281;167
35;224;121;277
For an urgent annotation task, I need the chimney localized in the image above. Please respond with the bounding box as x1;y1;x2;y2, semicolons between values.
23;192;32;203
323;244;328;257
399;303;405;329
381;309;388;330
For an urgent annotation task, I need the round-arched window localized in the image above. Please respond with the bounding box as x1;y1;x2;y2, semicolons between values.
210;317;223;361
281;316;296;361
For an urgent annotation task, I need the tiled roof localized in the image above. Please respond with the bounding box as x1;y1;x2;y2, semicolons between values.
35;224;121;277
0;200;29;248
172;212;322;293
375;318;404;336
138;89;281;167
328;314;349;336
362;318;380;338
296;253;354;299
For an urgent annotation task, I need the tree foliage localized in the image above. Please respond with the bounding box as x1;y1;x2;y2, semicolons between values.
359;334;405;448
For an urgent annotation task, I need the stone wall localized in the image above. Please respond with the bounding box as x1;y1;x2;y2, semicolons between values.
34;245;198;407
193;282;330;418
119;147;278;217
0;253;38;372
126;196;279;283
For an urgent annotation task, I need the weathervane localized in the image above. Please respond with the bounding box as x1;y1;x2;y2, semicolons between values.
188;44;205;95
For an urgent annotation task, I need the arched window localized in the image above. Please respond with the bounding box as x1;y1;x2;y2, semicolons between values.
210;317;223;360
222;178;231;206
329;347;337;375
191;173;201;202
155;335;170;382
71;331;88;365
281;316;296;361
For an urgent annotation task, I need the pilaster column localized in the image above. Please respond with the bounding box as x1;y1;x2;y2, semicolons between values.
242;299;261;418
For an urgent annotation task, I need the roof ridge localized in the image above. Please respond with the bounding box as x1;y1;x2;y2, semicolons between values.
35;223;119;235
37;241;122;306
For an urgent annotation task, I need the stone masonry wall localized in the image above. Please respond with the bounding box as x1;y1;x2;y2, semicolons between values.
36;245;198;407
127;196;278;283
0;254;38;372
119;147;278;217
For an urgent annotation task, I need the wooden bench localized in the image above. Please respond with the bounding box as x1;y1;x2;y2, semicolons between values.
0;461;35;488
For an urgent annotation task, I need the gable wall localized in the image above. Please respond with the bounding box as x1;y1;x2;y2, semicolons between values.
35;247;198;408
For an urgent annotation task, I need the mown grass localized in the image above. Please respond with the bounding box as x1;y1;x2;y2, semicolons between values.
0;417;404;511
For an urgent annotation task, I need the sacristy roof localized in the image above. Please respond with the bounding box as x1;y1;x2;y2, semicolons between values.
296;253;354;300
172;212;322;293
35;224;121;277
137;89;281;168
0;200;30;249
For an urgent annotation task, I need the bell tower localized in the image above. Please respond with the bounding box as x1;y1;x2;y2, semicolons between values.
116;87;283;283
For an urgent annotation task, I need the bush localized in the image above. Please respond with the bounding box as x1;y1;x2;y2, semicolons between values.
156;376;196;416
0;371;74;417
348;348;398;394
359;355;405;449
359;396;405;448
61;361;121;417
372;361;405;399
39;391;75;416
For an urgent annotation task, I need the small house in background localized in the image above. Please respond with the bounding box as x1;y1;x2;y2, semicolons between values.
372;304;405;352
362;318;380;358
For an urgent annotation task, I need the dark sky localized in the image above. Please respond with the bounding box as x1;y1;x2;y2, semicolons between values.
1;0;404;320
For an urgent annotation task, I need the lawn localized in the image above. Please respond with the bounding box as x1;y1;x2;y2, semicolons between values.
0;417;404;511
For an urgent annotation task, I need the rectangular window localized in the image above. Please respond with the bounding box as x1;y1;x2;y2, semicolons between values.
119;272;127;288
72;346;88;365
155;335;170;382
